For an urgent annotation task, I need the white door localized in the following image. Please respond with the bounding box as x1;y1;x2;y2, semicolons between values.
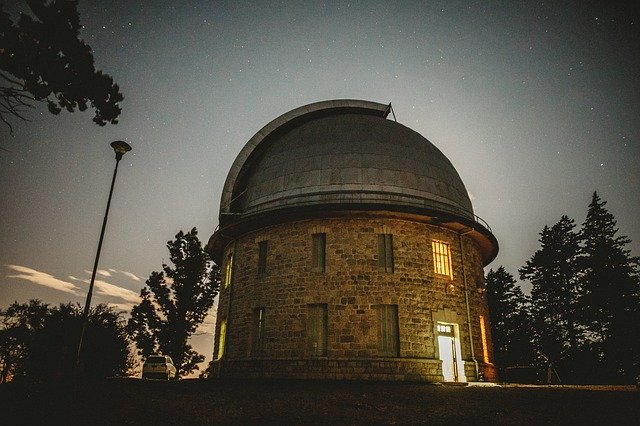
437;323;466;382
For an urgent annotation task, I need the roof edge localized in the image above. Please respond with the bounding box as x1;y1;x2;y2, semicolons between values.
219;99;390;216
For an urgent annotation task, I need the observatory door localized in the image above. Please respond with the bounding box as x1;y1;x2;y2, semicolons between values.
437;323;467;382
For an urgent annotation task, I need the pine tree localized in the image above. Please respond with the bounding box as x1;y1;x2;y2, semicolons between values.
127;228;220;378
486;266;534;377
579;192;640;382
519;215;582;382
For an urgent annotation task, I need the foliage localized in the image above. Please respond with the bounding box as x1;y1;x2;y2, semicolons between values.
578;192;640;382
0;0;123;133
127;228;220;378
519;215;584;381
485;266;534;376
0;300;134;382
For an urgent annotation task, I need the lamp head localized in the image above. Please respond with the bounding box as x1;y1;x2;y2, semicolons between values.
110;140;132;160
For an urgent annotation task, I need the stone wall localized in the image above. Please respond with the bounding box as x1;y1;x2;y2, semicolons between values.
212;216;495;381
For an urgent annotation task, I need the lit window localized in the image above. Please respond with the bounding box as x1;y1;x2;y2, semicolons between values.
308;304;327;357
378;234;394;273
257;241;268;275
312;233;326;272
479;315;490;363
432;240;453;279
224;252;234;288
252;308;266;357
437;323;453;335
217;320;227;360
377;305;399;356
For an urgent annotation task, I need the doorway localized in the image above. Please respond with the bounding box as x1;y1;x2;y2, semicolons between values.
437;323;467;382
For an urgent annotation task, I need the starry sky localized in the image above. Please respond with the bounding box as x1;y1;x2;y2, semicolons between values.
1;1;639;373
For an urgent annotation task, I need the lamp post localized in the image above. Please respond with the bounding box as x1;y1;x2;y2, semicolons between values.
76;140;132;372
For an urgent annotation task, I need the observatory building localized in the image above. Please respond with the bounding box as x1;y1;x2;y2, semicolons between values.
208;100;498;382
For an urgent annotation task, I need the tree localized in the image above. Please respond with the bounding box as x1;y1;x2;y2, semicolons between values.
0;300;133;382
127;228;220;378
579;192;640;382
519;215;583;382
0;299;48;382
0;0;123;133
485;266;534;377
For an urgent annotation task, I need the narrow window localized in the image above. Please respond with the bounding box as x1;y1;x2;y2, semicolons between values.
252;307;266;357
377;234;394;273
257;240;268;275
217;320;227;360
432;240;453;279
377;305;399;356
479;315;490;363
224;252;234;288
307;304;328;357
311;233;326;272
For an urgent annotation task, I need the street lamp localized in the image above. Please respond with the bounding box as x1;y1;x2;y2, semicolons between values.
76;140;132;372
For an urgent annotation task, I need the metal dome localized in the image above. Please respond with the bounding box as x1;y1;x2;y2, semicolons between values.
212;99;498;264
221;100;472;221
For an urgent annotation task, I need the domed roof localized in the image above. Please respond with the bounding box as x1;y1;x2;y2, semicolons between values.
221;100;473;222
213;100;497;264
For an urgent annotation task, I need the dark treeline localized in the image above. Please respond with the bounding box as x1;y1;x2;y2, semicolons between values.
487;192;640;384
0;301;133;383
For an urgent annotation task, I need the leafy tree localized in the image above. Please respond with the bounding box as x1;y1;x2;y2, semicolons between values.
579;192;640;382
0;300;133;382
519;215;583;382
0;0;123;133
485;266;534;377
127;228;220;378
0;299;48;382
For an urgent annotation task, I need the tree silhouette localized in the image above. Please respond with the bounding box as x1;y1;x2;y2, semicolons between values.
0;0;123;133
127;228;220;378
579;192;640;382
0;300;133;382
519;215;583;382
486;266;534;378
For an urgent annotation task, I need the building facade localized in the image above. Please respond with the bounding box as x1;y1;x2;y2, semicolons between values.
208;100;498;382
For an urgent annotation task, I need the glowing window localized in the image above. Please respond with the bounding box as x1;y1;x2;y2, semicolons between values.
377;234;394;273
377;305;399;356
257;241;268;275
312;233;326;272
480;315;490;364
252;307;266;357
432;240;453;279
224;252;234;288
217;320;227;360
437;323;453;335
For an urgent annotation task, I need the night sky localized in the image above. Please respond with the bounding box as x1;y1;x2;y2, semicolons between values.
1;1;639;373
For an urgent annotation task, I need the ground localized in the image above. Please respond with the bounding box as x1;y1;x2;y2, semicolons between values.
1;378;638;424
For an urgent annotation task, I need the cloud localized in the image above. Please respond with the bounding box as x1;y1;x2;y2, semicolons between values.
6;265;79;295
119;270;141;282
71;278;141;305
97;269;112;277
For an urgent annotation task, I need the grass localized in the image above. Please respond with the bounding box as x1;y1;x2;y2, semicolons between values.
1;378;638;425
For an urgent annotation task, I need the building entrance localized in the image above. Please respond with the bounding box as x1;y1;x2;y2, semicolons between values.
437;323;467;382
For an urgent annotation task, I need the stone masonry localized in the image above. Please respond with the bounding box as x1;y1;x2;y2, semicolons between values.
211;216;496;382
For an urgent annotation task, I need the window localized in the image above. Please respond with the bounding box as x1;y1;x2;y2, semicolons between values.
307;304;327;357
224;252;234;288
217;320;227;360
311;233;326;272
252;308;266;356
378;234;394;273
377;305;399;356
257;240;268;275
432;240;453;279
479;315;490;363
